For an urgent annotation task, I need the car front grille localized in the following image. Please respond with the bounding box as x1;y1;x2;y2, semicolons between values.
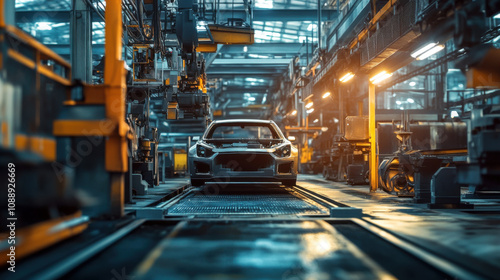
215;153;274;171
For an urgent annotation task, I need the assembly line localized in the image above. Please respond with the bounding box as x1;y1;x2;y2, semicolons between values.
1;0;500;279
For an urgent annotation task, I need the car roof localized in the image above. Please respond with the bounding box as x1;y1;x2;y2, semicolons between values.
210;119;275;124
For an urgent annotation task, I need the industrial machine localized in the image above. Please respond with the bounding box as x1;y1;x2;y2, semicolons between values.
457;106;500;197
122;0;254;195
378;113;468;202
322;116;370;185
0;2;88;263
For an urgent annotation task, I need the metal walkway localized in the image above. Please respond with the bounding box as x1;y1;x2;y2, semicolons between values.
167;185;329;215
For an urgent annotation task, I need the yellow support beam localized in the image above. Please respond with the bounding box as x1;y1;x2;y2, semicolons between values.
369;82;378;192
104;0;128;174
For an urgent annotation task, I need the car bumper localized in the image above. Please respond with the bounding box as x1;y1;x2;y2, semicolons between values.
189;152;297;182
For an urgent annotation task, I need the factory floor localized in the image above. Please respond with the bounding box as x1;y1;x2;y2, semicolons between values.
6;175;500;279
298;174;500;274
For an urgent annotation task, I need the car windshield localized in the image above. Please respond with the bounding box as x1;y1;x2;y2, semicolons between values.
206;123;280;139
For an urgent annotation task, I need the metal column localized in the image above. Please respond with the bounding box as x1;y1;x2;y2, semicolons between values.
71;0;92;82
369;82;377;192
317;0;322;49
0;0;15;26
338;81;344;135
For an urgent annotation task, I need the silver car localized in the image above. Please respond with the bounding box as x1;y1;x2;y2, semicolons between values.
189;119;298;187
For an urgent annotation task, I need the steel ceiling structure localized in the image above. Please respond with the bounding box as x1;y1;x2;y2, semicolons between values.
14;0;338;119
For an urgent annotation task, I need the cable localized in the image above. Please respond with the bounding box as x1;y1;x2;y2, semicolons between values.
136;0;153;40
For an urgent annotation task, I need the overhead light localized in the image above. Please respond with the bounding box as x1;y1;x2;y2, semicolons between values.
400;107;404;110
163;121;169;127
494;13;500;19
248;97;256;101
306;108;314;114
396;100;402;105
370;71;393;84
255;0;273;8
305;102;313;109
322;92;331;99
291;110;297;116
451;110;459;118
243;46;248;52
409;81;416;87
307;24;317;31
288;136;296;141
313;119;319;123
339;72;355;83
411;43;445;60
407;98;414;103
333;118;339;123
36;22;52;30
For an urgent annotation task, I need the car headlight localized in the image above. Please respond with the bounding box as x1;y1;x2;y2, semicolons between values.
196;144;214;157
274;144;291;157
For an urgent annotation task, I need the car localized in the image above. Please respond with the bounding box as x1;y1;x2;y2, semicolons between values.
188;119;298;187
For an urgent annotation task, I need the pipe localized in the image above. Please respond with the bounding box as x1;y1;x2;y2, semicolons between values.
318;0;322;50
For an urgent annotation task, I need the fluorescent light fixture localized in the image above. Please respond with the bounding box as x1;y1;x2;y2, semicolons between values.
305;102;313;109
291;110;297;116
494;13;500;19
248;54;269;59
400;107;404;110
339;72;355;83
307;24;317;31
255;0;273;8
333;118;339;123
36;22;52;30
451;110;459;118
321;127;329;132
411;43;437;58
306;108;314;114
313;119;319;123
248;97;256;101
163;121;169;127
411;43;445;60
322;92;331;99
409;81;416;87
370;71;393;84
407;98;414;103
243;46;248;52
396;100;402;105
288;136;296;141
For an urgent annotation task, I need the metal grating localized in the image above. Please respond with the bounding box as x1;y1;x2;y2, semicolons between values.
166;193;328;215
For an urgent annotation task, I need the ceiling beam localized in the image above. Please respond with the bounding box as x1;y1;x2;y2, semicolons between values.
220;43;302;54
207;69;285;76
210;58;291;65
16;9;338;23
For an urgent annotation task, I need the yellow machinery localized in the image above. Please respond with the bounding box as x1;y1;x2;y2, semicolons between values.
174;148;188;175
0;0;130;262
0;0;89;263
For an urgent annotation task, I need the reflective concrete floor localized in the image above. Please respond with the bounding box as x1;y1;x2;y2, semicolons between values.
298;175;500;275
4;175;499;280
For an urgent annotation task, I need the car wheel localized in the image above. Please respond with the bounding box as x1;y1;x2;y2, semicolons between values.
191;179;205;187
282;179;296;187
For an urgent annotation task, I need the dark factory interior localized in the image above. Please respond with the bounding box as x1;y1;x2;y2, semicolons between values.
1;0;500;279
